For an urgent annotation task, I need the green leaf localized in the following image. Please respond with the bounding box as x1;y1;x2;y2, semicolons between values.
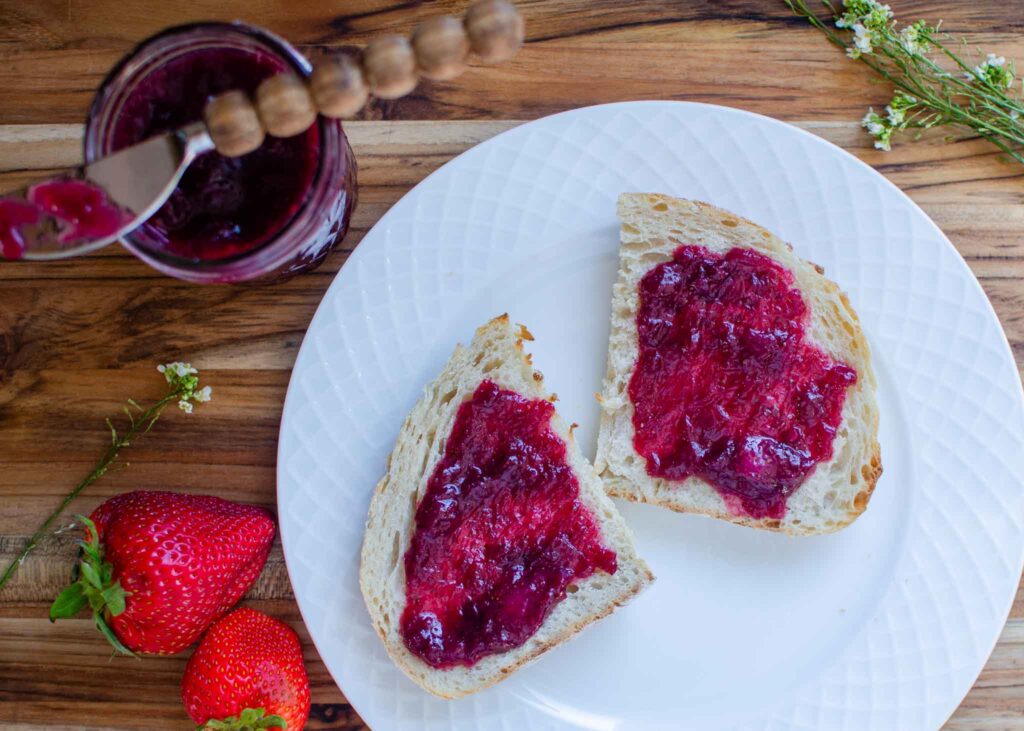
77;539;102;564
49;583;87;620
197;708;286;730
80;560;102;589
101;582;127;616
76;515;100;545
94;613;135;657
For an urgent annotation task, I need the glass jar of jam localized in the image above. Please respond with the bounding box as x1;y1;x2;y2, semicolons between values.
84;22;357;283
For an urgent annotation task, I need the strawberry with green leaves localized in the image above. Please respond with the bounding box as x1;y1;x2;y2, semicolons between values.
182;607;310;730
50;490;275;655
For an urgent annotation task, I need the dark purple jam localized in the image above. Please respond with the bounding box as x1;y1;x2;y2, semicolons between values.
110;46;319;262
400;380;618;669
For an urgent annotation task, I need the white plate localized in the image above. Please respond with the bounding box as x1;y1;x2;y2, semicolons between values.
277;102;1024;731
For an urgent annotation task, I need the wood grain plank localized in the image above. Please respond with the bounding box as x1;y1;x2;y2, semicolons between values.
1;1;1024;124
2;121;1022;370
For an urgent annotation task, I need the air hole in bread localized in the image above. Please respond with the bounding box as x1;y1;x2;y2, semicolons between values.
854;489;870;511
622;223;640;234
472;352;486;366
721;219;738;227
861;464;873;480
824;490;837;504
652;202;668;212
849;472;858;485
390;532;401;569
566;584;579;594
439;389;458;406
482;358;502;373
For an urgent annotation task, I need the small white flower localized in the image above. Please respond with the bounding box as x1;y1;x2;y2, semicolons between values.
898;26;922;55
886;104;905;125
852;24;874;55
158;362;197;380
862;109;885;136
178;399;194;414
971;53;1013;88
874;138;892;151
193;385;213;403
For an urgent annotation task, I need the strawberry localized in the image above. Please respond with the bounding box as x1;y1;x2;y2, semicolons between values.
182;607;310;730
49;490;275;655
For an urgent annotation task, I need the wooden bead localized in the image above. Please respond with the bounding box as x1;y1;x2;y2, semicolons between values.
256;73;318;138
464;0;524;64
412;16;469;81
310;54;369;118
362;35;418;99
204;90;265;157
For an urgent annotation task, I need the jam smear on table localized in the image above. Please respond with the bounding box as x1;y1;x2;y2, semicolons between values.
110;46;320;262
401;379;618;669
629;245;857;520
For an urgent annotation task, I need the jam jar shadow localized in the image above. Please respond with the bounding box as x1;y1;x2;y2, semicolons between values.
85;22;357;283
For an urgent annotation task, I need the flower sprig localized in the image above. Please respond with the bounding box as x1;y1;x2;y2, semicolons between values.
786;0;1024;163
0;363;212;591
158;362;212;414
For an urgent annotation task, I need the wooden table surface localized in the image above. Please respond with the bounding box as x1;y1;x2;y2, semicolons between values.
1;1;1022;729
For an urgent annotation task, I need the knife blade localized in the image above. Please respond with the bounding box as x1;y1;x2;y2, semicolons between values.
0;122;214;261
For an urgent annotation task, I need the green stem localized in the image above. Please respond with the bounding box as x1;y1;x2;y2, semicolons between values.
0;392;179;591
785;0;1024;160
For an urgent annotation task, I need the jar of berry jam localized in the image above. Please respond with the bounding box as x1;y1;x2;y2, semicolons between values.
84;22;357;283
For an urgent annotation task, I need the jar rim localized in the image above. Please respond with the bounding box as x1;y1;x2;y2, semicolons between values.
83;21;343;280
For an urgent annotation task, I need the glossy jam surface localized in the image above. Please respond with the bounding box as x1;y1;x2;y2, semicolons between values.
630;245;857;520
401;380;618;669
111;46;320;262
0;179;131;260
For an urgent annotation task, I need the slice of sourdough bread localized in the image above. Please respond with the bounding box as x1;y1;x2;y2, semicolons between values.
595;193;881;535
360;315;653;699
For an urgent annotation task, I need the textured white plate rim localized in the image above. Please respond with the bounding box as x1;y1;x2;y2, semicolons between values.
277;101;1024;730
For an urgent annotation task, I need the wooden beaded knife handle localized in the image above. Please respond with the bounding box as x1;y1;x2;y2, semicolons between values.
0;0;522;261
